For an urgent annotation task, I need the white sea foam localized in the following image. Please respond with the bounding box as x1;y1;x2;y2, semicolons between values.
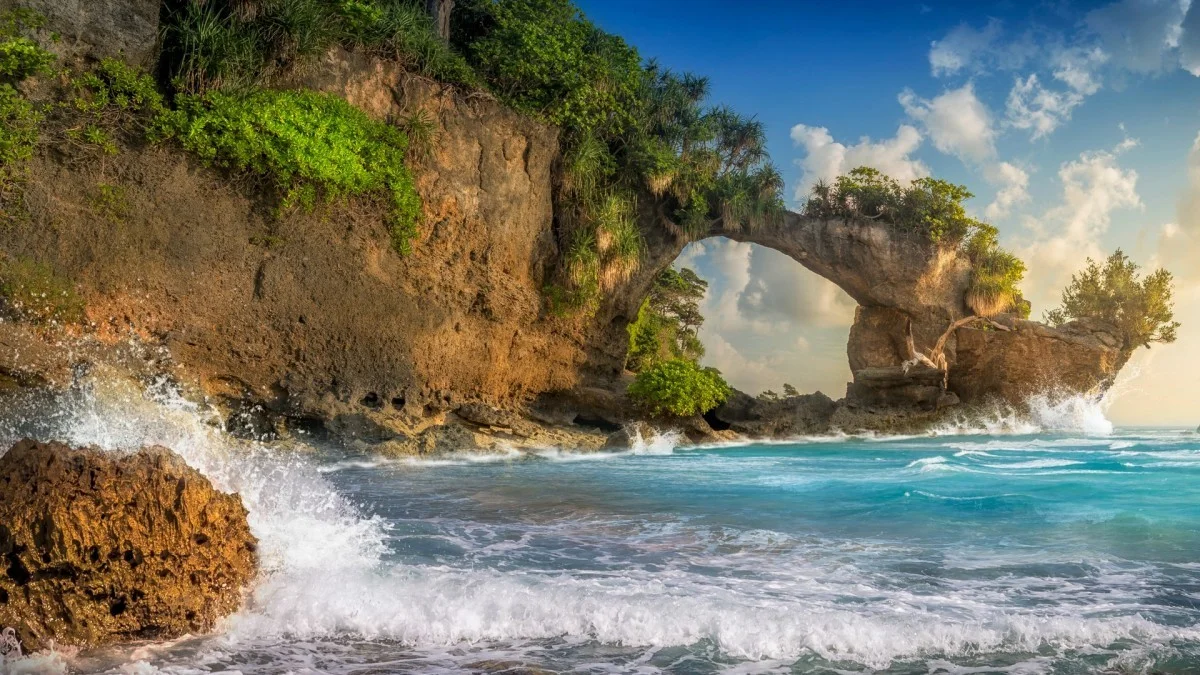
983;459;1083;469
905;456;949;469
1;375;1196;674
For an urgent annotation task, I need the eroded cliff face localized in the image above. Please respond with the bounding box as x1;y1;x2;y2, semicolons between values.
3;54;606;430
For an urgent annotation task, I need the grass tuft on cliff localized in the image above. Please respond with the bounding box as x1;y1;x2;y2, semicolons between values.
164;0;479;93
160;88;421;253
805;166;1029;318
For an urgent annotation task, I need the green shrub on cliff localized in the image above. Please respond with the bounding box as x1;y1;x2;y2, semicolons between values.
0;85;39;185
626;267;707;372
628;359;731;418
456;0;642;134
806;167;1029;317
1046;249;1179;349
0;36;54;82
0;9;53;187
805;167;987;244
64;58;168;155
160;88;422;254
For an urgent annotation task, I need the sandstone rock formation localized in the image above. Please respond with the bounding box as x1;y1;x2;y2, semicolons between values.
950;316;1128;405
0;440;257;652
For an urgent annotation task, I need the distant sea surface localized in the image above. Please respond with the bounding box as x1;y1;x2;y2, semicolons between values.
2;384;1198;674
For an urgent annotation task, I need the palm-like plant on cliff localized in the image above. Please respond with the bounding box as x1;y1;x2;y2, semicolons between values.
627;68;785;238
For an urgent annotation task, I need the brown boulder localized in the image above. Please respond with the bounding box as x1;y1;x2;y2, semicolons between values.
949;317;1129;405
0;440;257;653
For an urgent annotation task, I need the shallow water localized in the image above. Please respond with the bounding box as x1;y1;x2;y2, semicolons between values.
1;382;1198;674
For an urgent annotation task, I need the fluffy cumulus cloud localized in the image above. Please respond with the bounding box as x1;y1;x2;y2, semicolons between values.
1051;45;1110;95
898;84;997;163
1004;74;1087;140
924;0;1200;144
983;162;1031;220
1018;149;1142;313
690;240;856;336
789;123;928;201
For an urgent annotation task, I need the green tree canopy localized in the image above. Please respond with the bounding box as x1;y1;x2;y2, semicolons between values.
1045;249;1180;350
627;359;731;417
626;267;708;372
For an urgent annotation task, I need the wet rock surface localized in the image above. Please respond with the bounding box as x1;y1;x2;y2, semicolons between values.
0;440;257;652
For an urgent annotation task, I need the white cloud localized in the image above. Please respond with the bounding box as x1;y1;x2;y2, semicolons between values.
693;240;856;335
676;239;858;395
1179;0;1200;75
1051;45;1110;95
1084;0;1189;74
1005;74;1087;140
899;84;997;163
1157;130;1200;278
739;247;858;329
1018;149;1142;314
789;123;928;201
983;161;1031;220
929;19;1004;76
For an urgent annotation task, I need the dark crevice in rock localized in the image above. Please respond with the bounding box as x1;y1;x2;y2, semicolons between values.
702;409;731;431
5;549;31;586
571;414;622;433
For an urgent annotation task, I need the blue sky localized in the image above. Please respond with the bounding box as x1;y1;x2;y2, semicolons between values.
577;0;1200;424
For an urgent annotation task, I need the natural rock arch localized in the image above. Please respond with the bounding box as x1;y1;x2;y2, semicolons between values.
619;210;1129;410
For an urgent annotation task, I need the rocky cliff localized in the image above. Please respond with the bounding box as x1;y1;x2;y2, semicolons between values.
0;0;1133;444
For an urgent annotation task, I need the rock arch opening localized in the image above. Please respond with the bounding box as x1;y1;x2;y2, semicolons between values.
671;237;857;400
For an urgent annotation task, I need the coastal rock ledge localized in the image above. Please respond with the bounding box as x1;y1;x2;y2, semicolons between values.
0;440;257;653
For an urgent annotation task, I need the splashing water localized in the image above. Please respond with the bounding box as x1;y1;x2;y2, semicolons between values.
1;372;1198;674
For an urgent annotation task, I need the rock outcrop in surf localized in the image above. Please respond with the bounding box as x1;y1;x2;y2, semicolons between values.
0;440;257;652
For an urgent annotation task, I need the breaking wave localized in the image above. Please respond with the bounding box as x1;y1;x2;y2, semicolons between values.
2;365;1196;674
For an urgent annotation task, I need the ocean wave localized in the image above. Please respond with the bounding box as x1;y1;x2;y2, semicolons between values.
905;456;949;469
981;459;1083;469
214;564;1200;670
3;375;1197;674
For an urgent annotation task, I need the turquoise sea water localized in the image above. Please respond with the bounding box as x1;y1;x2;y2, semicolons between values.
1;384;1199;674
